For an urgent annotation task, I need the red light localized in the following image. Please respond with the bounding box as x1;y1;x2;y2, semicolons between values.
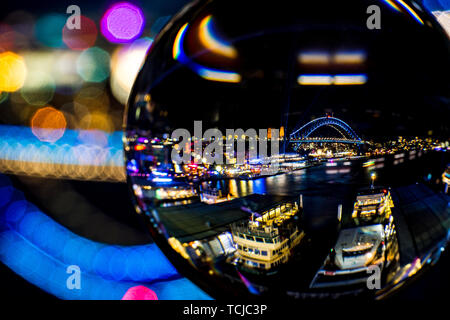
134;145;146;151
122;286;158;300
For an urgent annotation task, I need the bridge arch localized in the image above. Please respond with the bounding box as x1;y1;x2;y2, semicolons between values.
289;117;361;141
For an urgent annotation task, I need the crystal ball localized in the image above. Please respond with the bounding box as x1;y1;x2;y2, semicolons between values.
124;0;450;299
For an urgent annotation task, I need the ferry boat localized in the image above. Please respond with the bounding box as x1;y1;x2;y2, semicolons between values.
351;187;394;221
230;200;304;274
310;187;398;289
200;187;234;204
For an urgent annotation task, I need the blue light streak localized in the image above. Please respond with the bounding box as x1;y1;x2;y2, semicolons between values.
0;174;211;300
0;125;123;166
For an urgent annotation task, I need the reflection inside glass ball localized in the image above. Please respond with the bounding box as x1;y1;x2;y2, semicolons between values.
124;0;450;299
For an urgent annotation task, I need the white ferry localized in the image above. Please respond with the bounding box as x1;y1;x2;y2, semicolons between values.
230;200;304;274
310;187;398;289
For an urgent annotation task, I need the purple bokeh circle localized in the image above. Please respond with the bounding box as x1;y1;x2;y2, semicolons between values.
101;2;145;43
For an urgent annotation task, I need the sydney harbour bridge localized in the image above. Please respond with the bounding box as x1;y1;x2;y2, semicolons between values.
288;116;366;151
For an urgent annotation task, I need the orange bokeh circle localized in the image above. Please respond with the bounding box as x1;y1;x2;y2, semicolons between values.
31;106;67;143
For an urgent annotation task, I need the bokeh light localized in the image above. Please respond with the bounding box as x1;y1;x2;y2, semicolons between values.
0;175;211;299
2;12;34;52
78;112;114;148
34;13;66;48
0;24;15;52
22;51;83;90
53;51;84;90
31;106;67;143
0;51;27;92
122;286;158;300
76;47;110;82
20;70;55;106
110;37;153;104
0;125;125;181
101;2;145;43
63;15;98;51
74;85;110;114
4;10;35;39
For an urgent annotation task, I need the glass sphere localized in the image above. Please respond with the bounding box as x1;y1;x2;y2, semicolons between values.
124;0;450;299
